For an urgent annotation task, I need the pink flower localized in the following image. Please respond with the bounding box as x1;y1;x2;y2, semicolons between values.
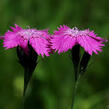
51;25;107;55
3;24;50;57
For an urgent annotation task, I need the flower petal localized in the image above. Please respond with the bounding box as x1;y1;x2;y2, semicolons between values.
10;24;22;32
3;32;19;49
77;35;105;55
18;36;28;53
29;37;49;57
88;30;107;42
54;25;70;35
51;35;76;53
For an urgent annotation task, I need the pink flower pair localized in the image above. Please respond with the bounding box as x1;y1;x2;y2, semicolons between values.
2;24;107;56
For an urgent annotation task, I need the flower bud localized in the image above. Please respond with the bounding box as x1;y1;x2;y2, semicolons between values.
17;43;38;96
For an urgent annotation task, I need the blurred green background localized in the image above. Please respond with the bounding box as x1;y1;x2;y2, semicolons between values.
0;0;109;109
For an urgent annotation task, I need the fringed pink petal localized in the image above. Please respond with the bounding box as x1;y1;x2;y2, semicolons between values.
10;24;22;32
3;31;20;49
88;30;107;42
18;36;28;54
51;35;76;53
77;35;105;55
29;37;49;57
3;25;23;49
54;25;70;35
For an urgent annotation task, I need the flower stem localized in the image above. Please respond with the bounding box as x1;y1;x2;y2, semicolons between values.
23;68;32;96
71;75;81;109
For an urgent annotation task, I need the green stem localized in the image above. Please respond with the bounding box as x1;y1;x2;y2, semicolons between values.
23;68;30;109
71;75;81;109
23;68;28;96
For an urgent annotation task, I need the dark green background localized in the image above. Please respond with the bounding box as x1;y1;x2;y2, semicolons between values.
0;0;109;109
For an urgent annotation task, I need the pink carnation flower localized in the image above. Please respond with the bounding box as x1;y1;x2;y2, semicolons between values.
51;25;107;55
3;24;50;57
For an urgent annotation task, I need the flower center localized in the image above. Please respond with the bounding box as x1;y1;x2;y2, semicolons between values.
64;27;88;37
18;29;42;39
